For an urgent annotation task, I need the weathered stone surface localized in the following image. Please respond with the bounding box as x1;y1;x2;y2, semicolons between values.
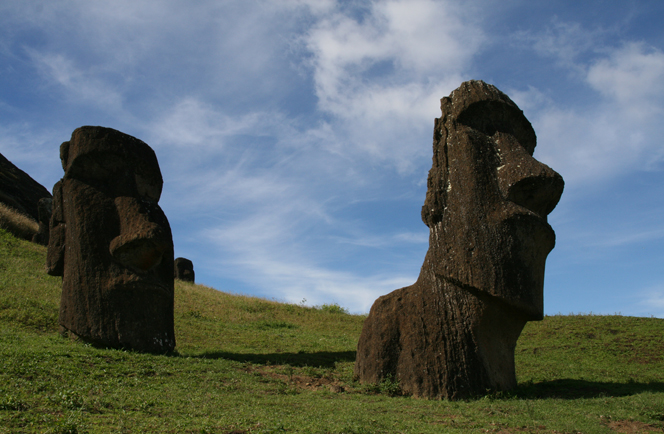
174;257;195;283
31;197;53;245
354;80;564;399
0;152;52;222
47;126;175;353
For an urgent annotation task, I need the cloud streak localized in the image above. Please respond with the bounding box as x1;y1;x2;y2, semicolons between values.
303;0;484;171
514;23;664;188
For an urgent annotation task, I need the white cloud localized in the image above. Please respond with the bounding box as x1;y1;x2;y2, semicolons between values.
204;220;417;313
281;0;336;15
303;0;484;171
4;1;312;116
532;104;650;185
595;227;664;248
586;42;664;117
148;98;269;150
27;50;124;112
525;19;603;72
146;95;426;314
514;25;664;187
0;123;65;190
636;284;664;318
331;230;428;248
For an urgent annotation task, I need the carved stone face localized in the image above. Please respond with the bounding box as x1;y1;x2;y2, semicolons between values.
421;81;564;320
48;126;175;352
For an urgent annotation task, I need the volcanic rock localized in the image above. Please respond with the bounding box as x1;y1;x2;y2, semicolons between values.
0;152;52;222
31;197;53;245
47;126;175;353
174;257;195;283
354;80;564;399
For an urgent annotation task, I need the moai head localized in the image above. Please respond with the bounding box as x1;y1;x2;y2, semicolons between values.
174;257;195;283
47;126;175;352
421;80;564;320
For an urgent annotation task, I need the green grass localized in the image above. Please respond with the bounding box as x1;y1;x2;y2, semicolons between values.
1;227;663;433
0;203;38;242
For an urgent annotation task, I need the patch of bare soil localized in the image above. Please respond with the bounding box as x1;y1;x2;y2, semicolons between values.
607;420;663;433
252;365;349;393
485;424;550;434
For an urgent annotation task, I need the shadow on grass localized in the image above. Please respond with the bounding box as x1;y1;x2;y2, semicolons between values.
186;350;357;368
513;379;664;400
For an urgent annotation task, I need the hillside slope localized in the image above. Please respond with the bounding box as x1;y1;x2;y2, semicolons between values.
1;228;663;433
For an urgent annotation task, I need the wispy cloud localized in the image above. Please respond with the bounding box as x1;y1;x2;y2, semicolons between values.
203;220;417;313
513;22;664;187
26;50;124;111
636;284;664;318
331;230;428;248
586;42;664;117
147;98;269;150
0;123;65;189
302;0;484;171
519;18;605;73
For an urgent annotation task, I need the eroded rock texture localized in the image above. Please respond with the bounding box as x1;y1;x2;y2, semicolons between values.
174;257;195;283
0;152;52;222
47;126;175;353
31;197;53;245
354;81;564;399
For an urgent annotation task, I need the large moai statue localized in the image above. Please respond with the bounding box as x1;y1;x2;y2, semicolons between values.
47;126;176;353
355;81;564;399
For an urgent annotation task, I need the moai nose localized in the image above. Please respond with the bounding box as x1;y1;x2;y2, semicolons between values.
494;133;564;218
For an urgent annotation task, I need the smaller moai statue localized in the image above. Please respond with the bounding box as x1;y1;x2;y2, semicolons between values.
47;126;176;353
174;257;195;283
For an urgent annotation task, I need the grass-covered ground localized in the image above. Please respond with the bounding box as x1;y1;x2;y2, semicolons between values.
1;227;663;433
0;203;38;242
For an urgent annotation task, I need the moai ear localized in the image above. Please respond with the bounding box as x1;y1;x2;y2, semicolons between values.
46;180;65;276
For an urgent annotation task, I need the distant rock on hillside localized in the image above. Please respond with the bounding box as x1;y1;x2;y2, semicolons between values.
0;152;52;221
174;257;195;283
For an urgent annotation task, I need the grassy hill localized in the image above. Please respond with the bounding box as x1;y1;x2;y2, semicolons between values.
1;228;663;434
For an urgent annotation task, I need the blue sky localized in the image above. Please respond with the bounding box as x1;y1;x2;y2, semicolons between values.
1;0;663;316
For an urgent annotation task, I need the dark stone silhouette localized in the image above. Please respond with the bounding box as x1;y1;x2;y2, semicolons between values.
354;81;564;399
31;197;53;245
174;257;195;283
0;152;52;221
47;126;175;353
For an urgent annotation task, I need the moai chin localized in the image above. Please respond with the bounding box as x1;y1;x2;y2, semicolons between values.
354;80;564;399
47;126;175;353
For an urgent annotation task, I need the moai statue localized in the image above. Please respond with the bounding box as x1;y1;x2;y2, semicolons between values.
354;81;564;399
32;197;52;245
47;126;175;353
174;257;195;283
